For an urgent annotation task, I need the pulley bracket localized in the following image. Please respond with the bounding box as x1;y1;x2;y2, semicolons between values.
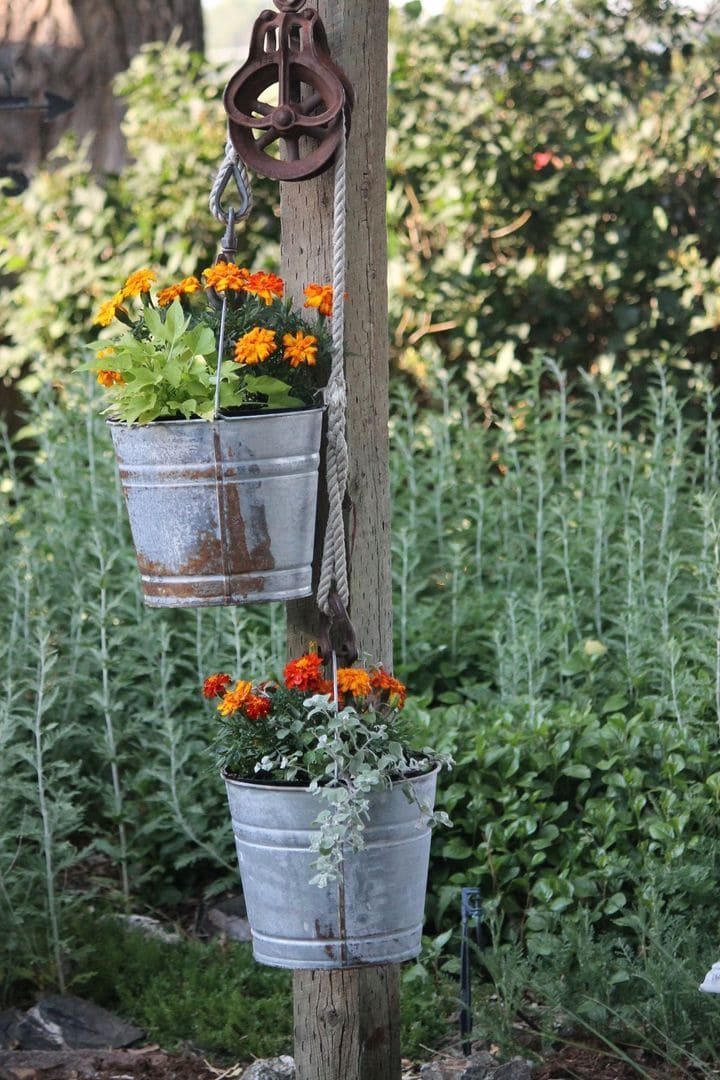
223;1;354;182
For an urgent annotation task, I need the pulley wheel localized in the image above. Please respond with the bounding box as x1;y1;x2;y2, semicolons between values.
225;60;344;182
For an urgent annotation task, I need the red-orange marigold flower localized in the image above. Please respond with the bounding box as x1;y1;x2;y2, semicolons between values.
244;694;272;721
337;667;372;698
203;673;232;699
218;679;253;716
156;276;201;306
96;369;124;387
203;263;250;292
284;653;324;693
370;668;407;708
244;271;284;305
303;283;334;318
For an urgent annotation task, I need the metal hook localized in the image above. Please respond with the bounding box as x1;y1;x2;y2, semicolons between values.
211;156;252;225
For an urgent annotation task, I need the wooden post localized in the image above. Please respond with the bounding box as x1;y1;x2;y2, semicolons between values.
281;1;396;1078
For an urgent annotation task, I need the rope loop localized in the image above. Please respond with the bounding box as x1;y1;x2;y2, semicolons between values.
317;119;350;617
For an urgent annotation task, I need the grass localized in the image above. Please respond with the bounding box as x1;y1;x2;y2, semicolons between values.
72;916;456;1063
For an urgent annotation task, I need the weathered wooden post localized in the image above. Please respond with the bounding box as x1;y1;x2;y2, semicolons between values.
280;1;396;1077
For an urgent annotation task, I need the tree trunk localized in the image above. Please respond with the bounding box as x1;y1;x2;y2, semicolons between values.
0;0;203;173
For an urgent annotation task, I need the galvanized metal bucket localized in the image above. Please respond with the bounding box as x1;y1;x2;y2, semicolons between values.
223;768;438;969
109;408;323;608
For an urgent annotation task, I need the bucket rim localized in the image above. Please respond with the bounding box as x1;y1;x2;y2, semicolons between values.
222;762;440;792
106;405;325;430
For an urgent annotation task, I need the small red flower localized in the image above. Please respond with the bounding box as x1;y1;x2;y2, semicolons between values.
533;151;554;171
203;673;232;699
244;694;271;721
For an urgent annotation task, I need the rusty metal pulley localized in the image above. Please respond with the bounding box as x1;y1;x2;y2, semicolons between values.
223;0;354;182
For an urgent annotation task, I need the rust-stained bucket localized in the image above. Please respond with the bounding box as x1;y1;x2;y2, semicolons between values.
109;408;323;607
224;768;438;969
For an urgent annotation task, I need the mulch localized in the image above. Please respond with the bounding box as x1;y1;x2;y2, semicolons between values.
2;1042;719;1080
532;1043;717;1080
0;1047;222;1080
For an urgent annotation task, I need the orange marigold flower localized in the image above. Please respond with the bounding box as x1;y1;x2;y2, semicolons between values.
244;694;272;721
96;346;116;360
122;268;157;297
337;667;372;698
93;291;127;327
97;369;124;387
282;331;318;368
203;263;251;292
370;668;407;708
284;653;324;693
316;678;345;706
234;327;277;365
217;679;253;716
156;276;201;307
203;673;232;699
304;283;334;318
244;271;284;305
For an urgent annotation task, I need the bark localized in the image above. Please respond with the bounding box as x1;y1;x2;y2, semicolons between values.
281;1;397;1078
293;966;400;1080
0;0;204;173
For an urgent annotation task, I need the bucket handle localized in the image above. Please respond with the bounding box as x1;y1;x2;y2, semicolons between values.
212;207;237;420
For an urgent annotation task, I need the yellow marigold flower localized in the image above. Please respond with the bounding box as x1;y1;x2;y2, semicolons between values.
122;268;157;298
244;271;284;305
282;331;318;368
304;283;334;318
337;667;372;698
217;679;253;717
234;327;277;365
96;346;116;360
203;263;250;292
156;276;202;306
93;291;127;327
97;369;124;388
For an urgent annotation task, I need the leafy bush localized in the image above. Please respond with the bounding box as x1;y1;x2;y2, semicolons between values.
427;703;720;932
391;357;720;936
388;0;720;393
0;44;278;393
7;1;720;403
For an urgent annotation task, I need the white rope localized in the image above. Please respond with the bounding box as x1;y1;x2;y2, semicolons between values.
317;121;349;615
209;137;253;224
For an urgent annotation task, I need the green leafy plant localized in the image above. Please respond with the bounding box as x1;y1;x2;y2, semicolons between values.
84;267;333;423
206;655;451;885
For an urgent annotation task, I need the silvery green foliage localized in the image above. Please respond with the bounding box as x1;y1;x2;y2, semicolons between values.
255;693;452;886
0;389;284;988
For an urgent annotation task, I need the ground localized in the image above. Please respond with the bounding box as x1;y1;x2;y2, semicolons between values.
1;1043;716;1080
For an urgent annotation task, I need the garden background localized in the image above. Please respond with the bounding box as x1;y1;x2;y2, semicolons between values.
3;0;720;1071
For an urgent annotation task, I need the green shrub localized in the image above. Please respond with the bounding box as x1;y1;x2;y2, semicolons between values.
0;44;278;393
388;0;720;393
6;2;720;402
426;702;720;932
